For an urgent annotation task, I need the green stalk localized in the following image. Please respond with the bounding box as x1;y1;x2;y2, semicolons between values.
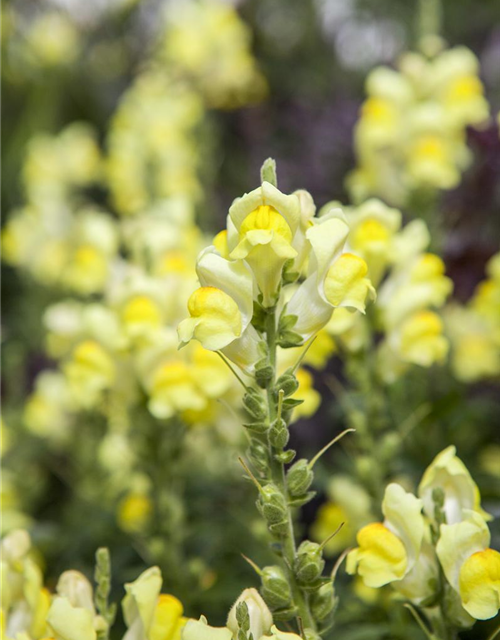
264;308;318;637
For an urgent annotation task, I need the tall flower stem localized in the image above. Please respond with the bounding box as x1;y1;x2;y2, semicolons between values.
261;307;318;637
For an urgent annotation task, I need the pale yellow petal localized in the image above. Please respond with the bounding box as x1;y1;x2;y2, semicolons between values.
459;549;500;620
346;523;407;587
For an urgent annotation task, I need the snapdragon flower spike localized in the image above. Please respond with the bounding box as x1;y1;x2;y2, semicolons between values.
436;510;500;620
227;181;300;307
346;484;424;588
287;213;375;340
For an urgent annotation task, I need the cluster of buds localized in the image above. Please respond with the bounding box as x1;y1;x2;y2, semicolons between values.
346;446;500;632
179;160;376;638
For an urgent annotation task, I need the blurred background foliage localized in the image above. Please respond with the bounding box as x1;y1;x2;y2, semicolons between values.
2;0;500;638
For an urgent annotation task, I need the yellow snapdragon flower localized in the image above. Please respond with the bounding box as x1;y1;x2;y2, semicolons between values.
418;446;490;525
148;359;206;420
47;595;96;640
431;47;490;128
291;369;320;420
398;310;448;366
347;484;424;588
436;511;500;620
380;252;452;329
146;341;235;423
446;251;500;382
178;248;259;370
122;567;187;640
228;182;300;307
63;340;116;409
344;198;402;285
118;492;153;534
23;371;73;441
287;215;375;340
162;0;266;109
1;530;51;639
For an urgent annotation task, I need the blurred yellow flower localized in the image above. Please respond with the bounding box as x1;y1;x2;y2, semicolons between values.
118;493;153;534
291;369;321;420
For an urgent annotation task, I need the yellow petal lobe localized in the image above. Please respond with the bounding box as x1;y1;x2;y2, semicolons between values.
347;523;407;588
459;549;500;620
179;286;242;350
324;253;374;312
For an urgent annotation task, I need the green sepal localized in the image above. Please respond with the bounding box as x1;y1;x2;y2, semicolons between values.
252;301;267;333
274;450;296;464
261;566;292;609
268;521;289;537
271;606;299;622
281;398;304;410
243;421;270;434
269;542;284;557
287;491;316;508
248;440;269;475
299;577;331;594
278;310;298;332
278;331;304;349
282;261;300;285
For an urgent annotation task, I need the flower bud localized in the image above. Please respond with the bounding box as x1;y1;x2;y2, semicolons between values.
269;418;289;449
249;440;270;475
310;582;337;623
286;459;313;496
227;588;273;640
275;373;300;398
56;571;95;613
243;390;268;420
255;358;274;388
257;485;289;536
258;485;288;525
261;566;292;609
294;541;325;584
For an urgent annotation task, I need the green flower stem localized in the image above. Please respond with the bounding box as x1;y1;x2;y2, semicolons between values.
263;307;318;637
